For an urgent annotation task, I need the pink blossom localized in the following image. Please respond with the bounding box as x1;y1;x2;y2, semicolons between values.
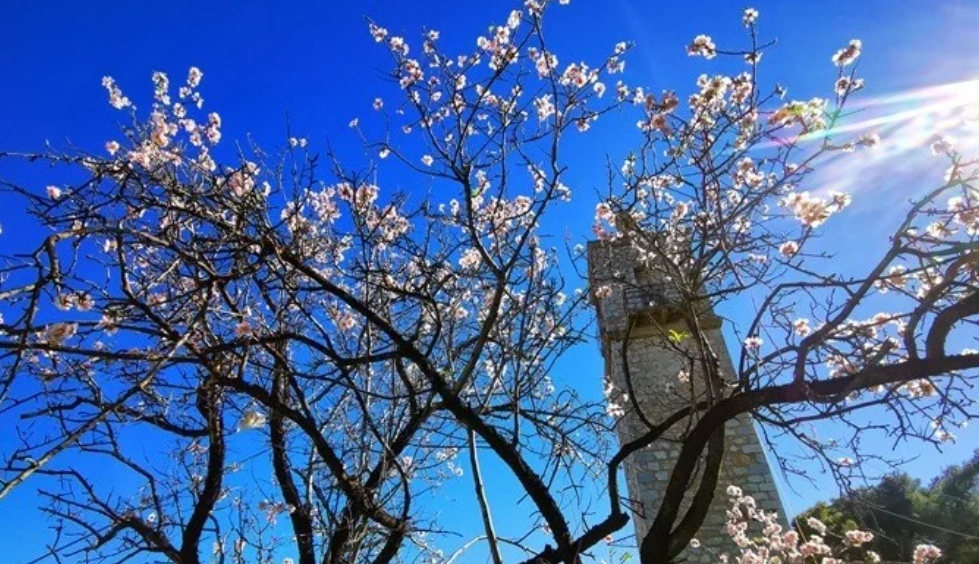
832;39;862;66
687;35;717;59
779;241;799;258
913;544;942;564
187;66;204;88
793;318;811;337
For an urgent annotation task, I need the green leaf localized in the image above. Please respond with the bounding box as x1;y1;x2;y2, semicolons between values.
667;329;689;345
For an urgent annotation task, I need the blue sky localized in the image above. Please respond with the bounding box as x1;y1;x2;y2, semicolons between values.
2;0;979;561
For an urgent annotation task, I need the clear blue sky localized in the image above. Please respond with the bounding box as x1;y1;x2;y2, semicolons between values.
2;0;979;561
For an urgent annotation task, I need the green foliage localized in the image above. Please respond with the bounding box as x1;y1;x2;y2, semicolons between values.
795;451;979;563
666;329;689;345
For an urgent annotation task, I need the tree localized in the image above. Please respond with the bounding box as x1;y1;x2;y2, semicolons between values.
0;2;977;564
796;451;979;563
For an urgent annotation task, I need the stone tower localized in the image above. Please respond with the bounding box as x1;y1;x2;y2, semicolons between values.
588;240;785;562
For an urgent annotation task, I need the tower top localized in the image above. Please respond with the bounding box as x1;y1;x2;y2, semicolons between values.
587;239;720;341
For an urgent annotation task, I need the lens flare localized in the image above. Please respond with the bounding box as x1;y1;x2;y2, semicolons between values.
771;79;979;197
817;79;979;145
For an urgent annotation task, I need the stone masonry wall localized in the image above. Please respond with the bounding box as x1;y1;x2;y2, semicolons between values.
588;240;785;563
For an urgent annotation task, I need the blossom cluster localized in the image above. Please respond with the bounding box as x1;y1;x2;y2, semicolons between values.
703;485;945;564
101;67;222;173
